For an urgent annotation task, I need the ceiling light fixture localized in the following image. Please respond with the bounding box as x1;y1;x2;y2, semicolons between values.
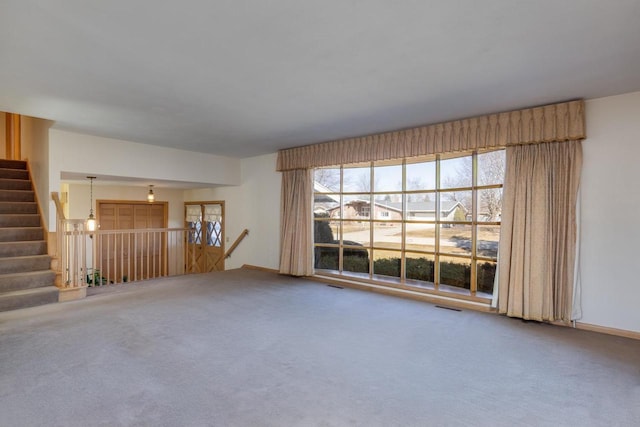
86;176;97;232
147;185;155;203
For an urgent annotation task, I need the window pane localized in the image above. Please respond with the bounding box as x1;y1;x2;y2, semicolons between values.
406;160;436;190
343;247;370;275
373;222;402;250
404;223;436;253
373;249;401;279
314;196;339;218
342;220;369;247
314;219;335;244
439;256;471;291
373;195;402;220
441;156;472;189
478;150;505;186
405;253;435;286
439;192;470;222
405;194;435;221
374;164;402;192
477;225;500;260
439;224;472;256
477;260;497;296
343;194;371;220
344;165;371;192
314;168;341;192
314;245;339;270
477;188;502;222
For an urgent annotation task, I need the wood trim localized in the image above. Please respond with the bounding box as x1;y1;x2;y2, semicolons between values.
315;271;492;304
23;159;47;235
572;322;640;341
310;274;495;313
241;264;279;274
5;113;21;160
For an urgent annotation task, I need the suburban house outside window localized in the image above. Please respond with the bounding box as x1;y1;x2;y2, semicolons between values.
313;150;505;301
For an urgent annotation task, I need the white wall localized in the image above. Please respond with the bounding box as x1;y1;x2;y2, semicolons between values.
185;153;281;270
48;129;241;229
580;91;640;333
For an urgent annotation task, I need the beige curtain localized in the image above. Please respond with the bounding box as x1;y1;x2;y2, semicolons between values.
279;169;314;276
277;100;585;171
498;140;582;322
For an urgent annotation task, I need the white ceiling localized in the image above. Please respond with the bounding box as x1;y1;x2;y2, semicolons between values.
1;0;639;159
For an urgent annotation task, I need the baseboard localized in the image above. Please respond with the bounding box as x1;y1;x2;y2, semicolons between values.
241;264;279;274
573;322;640;340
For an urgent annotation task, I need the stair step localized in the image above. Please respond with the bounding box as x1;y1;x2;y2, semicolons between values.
0;178;32;191
0;159;27;170
0;214;40;227
0;270;56;293
0;202;38;214
0;227;44;242
0;286;58;312
0;189;34;202
0;255;51;274
0;168;29;180
0;241;47;257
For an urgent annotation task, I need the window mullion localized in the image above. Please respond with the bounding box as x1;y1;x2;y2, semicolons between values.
471;152;478;294
434;155;441;291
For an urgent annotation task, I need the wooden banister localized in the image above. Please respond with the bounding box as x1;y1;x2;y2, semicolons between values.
52;192;66;220
225;229;249;259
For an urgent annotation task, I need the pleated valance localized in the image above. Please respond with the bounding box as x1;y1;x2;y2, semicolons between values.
276;100;585;171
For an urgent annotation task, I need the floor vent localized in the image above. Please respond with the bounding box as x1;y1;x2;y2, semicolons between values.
327;285;344;289
435;305;461;312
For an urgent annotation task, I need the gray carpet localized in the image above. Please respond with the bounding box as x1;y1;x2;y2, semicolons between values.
1;269;638;427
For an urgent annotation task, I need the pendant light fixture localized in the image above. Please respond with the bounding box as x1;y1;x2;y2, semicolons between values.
86;176;97;232
147;185;155;203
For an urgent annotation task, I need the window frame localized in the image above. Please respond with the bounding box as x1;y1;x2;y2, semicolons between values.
313;150;504;302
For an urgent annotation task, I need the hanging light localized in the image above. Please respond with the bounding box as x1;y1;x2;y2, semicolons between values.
147;185;155;203
86;176;97;232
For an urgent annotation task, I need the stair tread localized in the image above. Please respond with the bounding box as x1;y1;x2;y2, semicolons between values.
0;240;46;245
0;270;55;278
0;286;58;298
0;254;50;260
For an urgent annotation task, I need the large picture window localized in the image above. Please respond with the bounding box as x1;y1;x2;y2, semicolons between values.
313;150;505;300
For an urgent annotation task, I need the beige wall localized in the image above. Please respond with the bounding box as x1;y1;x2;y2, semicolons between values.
185;153;281;270
48;129;241;230
580;91;640;333
67;183;185;228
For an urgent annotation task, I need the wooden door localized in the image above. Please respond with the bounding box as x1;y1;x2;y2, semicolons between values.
185;202;224;273
98;201;167;282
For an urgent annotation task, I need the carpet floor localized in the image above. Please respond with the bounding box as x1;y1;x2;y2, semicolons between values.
0;269;638;427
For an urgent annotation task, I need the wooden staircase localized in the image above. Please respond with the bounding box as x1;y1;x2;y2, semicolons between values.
0;159;58;312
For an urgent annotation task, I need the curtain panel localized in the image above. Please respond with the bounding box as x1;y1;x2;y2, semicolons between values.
498;141;582;322
277;100;584;171
279;169;314;276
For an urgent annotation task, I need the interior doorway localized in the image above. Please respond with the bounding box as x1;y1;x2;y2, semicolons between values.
185;202;225;273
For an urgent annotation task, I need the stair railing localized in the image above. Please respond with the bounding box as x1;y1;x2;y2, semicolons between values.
52;192;87;288
92;227;193;285
224;229;249;259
